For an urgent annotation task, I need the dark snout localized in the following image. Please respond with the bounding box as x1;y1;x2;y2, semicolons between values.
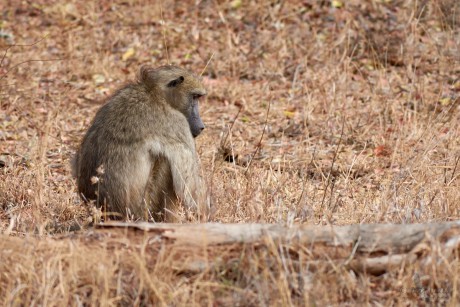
189;103;205;138
191;118;205;138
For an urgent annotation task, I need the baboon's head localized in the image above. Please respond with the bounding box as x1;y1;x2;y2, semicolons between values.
140;65;207;138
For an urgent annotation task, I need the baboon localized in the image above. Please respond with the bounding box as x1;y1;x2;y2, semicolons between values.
73;65;209;222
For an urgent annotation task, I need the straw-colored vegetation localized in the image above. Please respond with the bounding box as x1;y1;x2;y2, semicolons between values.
1;0;459;305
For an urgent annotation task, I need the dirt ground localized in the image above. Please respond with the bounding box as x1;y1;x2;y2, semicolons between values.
1;0;459;305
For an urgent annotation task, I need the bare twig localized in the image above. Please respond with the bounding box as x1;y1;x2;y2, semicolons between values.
0;35;49;68
160;1;170;65
200;53;215;77
244;97;272;176
319;118;345;215
220;107;242;149
0;58;81;82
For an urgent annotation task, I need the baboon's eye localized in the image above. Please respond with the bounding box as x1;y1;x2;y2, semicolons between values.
192;94;203;100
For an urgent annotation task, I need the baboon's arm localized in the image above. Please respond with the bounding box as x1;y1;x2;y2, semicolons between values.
165;143;202;210
148;135;207;220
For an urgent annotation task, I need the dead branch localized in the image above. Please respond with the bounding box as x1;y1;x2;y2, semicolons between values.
92;221;460;274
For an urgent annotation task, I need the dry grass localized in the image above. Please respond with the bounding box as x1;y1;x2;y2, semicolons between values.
1;0;459;305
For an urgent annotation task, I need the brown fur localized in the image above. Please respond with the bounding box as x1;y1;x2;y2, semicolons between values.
73;65;209;222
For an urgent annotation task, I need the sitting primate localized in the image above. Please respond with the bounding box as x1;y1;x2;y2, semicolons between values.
73;65;209;222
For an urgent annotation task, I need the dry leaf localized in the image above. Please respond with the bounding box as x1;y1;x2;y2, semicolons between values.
374;145;391;157
439;97;451;106
283;110;295;118
122;48;135;61
332;0;343;8
230;0;242;9
92;74;105;85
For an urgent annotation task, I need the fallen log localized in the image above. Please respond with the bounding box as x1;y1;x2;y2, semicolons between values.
92;221;460;275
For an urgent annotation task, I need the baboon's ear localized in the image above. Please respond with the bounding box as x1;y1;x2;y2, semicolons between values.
167;76;184;87
139;65;155;84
